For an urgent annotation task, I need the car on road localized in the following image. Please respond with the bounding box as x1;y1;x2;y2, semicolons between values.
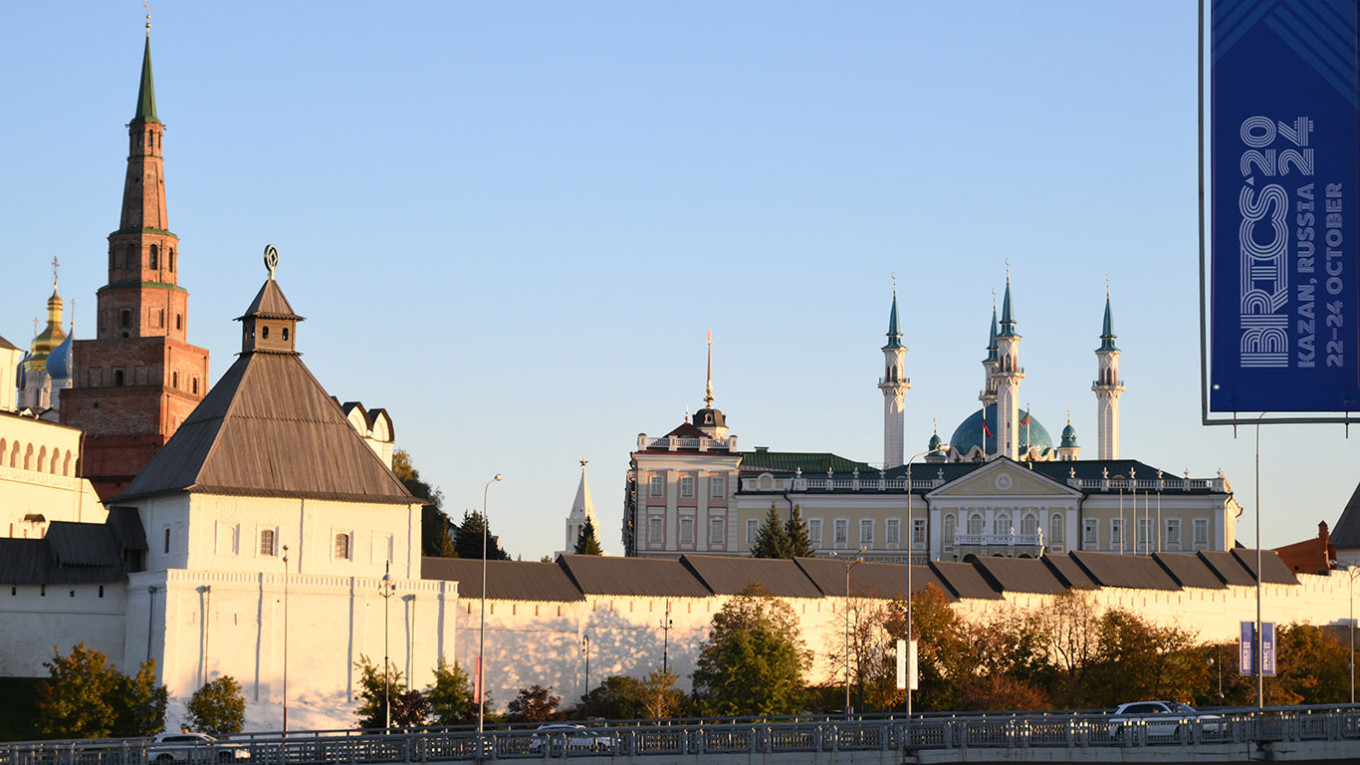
527;724;616;753
147;733;252;763
1108;701;1224;737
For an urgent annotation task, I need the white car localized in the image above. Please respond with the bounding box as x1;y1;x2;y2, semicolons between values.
527;724;616;753
1108;701;1223;736
147;733;251;763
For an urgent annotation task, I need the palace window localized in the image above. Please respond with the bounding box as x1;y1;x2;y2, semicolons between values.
709;518;725;547
885;518;901;547
943;513;956;543
859;519;874;545
1083;519;1098;547
746;519;759;544
993;513;1011;537
1021;514;1038;536
679;517;695;545
808;518;823;545
1049;513;1065;544
1137;519;1152;552
1166;518;1182;547
260;529;277;556
913;519;926;546
967;513;984;535
1193;518;1209;548
1110;519;1124;548
833;519;848;546
334;532;351;560
648;475;664;497
679;476;695;498
647;516;663;545
710;475;725;498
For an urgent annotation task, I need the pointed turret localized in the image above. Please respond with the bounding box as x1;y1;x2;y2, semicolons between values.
992;269;1025;459
133;36;159;124
1099;294;1118;352
879;283;910;468
997;277;1019;338
1093;287;1124;460
692;331;727;438
564;459;601;554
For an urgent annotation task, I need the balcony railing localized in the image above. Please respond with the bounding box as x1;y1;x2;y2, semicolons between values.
953;532;1043;547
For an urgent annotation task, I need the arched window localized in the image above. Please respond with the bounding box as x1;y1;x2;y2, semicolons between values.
176;314;182;331
262;326;270;340
49;449;60;474
192;378;199;394
282;327;290;341
334;533;351;560
126;244;137;269
172;372;179;388
108;250;114;270
967;513;984;535
114;370;124;387
23;444;34;471
943;513;956;543
1021;514;1038;536
63;452;72;476
168;249;175;272
9;441;18;468
1050;513;1064;544
994;513;1011;537
149;245;158;270
120;310;131;328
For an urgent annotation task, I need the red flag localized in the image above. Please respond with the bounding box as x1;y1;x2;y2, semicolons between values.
1020;412;1031;426
981;420;992;438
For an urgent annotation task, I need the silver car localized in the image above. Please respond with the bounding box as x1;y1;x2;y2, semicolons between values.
527;724;616;753
147;733;251;763
1108;701;1224;737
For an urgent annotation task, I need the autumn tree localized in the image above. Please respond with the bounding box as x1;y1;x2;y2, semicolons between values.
35;643;167;739
573;518;604;556
453;510;510;560
505;685;560;722
692;583;810;715
355;656;426;729
393;449;454;558
750;505;792;558
186;676;246;736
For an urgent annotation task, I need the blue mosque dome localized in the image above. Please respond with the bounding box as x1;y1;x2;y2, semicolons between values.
948;403;1054;458
47;331;74;380
928;430;943;451
1060;420;1078;448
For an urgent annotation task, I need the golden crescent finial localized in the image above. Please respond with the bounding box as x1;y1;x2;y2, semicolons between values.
1105;275;1111;299
1004;258;1011;282
892;272;897;297
144;1;152;34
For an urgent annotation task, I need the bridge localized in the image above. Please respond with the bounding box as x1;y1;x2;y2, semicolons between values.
3;706;1358;765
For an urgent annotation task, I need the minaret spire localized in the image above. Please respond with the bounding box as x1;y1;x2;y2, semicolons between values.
879;283;910;468
992;265;1025;459
1093;283;1125;459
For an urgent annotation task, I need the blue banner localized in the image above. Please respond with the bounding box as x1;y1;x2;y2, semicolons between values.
1240;621;1277;676
1211;0;1360;412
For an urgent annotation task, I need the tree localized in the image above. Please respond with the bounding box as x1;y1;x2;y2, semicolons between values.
636;670;687;719
505;684;560;722
393;449;454;558
186;676;245;736
355;656;426;729
785;505;815;558
453;510;510;560
35;643;168;739
427;660;478;726
691;583;810;715
573;518;604;555
575;672;686;720
750;504;791;558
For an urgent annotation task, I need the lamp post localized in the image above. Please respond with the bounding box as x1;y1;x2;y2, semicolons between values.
379;560;395;730
282;545;290;733
477;473;503;735
905;446;942;729
830;547;867;717
660;601;673;675
581;634;591;698
1333;561;1359;703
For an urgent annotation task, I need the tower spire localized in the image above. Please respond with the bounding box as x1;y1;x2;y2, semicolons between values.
1093;283;1125;460
991;266;1025;459
879;283;910;468
704;329;714;407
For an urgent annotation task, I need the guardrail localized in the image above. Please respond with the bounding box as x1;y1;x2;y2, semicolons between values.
3;706;1358;763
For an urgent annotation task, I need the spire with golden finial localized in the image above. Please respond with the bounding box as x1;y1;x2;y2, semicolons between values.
704;329;714;408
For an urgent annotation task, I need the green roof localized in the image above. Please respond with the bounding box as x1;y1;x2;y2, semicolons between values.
740;449;876;474
133;36;160;124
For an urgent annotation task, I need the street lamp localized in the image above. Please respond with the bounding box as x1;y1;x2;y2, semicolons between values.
830;547;866;716
581;634;591;698
905;447;942;720
477;473;503;735
379;560;396;730
1330;561;1359;703
282;545;290;733
660;601;673;675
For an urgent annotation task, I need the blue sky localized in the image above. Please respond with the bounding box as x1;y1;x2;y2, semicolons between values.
3;2;1355;558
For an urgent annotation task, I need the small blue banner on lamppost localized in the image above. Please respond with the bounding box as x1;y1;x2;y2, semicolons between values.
1240;621;1277;676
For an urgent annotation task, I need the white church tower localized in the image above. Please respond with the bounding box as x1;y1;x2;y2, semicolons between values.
1092;290;1124;460
993;274;1025;460
564;459;599;553
878;285;909;469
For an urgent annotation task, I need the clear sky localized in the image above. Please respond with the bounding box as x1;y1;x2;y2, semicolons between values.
3;2;1356;559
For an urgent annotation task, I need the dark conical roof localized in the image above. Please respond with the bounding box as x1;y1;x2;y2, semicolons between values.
133;36;159;124
238;279;303;321
1331;480;1360;548
1099;295;1118;352
116;351;414;504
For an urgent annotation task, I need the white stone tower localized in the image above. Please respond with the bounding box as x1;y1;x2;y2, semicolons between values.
564;459;599;553
1092;291;1124;460
993;274;1025;460
878;285;909;469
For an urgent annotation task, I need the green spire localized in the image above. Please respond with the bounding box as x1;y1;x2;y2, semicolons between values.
883;287;903;350
997;277;1018;338
133;36;160;124
1099;294;1118;351
985;304;998;362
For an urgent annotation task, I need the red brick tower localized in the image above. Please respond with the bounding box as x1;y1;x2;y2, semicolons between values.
62;26;210;501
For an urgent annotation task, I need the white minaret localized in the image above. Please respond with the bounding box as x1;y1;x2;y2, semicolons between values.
1092;289;1124;460
878;283;909;469
993;273;1025;460
564;459;599;553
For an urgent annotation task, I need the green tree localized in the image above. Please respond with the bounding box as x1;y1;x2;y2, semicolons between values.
1083;608;1197;707
505;684;560;722
784;505;815;558
354;656;426;729
35;643;168;739
427;660;478;726
691;583;809;715
186;676;245;736
114;659;169;737
750;504;791;558
636;669;687;719
35;643;119;738
575;675;646;720
573;518;604;555
453;510;510;560
393;449;454;558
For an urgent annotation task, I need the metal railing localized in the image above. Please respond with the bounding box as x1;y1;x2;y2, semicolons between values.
3;706;1358;764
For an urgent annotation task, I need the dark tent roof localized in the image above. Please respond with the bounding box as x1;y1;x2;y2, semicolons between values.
1043;554;1098;590
680;555;822;597
1153;552;1227;589
1198;551;1258;586
1329;480;1360;547
0;512;145;585
118;351;414;504
930;561;1003;600
1070;551;1181;590
1231;549;1299;585
793;558;956;602
422;558;583;602
557;555;710;598
45;522;123;567
972;556;1069;595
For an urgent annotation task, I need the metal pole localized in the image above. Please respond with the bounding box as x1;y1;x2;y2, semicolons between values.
831;549;864;717
477;474;502;736
1255;416;1263;709
661;601;672;675
282;546;289;733
581;634;590;697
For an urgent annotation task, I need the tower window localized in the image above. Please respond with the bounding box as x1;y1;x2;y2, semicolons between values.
192;378;199;394
120;310;131;328
176;314;182;331
262;326;270;340
114;370;125;387
158;309;165;328
126;244;137;269
282;327;289;341
334;533;351;560
164;527;171;554
149;245;158;270
172;372;179;388
168;249;175;272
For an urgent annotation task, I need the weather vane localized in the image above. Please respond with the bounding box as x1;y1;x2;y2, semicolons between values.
263;244;279;280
